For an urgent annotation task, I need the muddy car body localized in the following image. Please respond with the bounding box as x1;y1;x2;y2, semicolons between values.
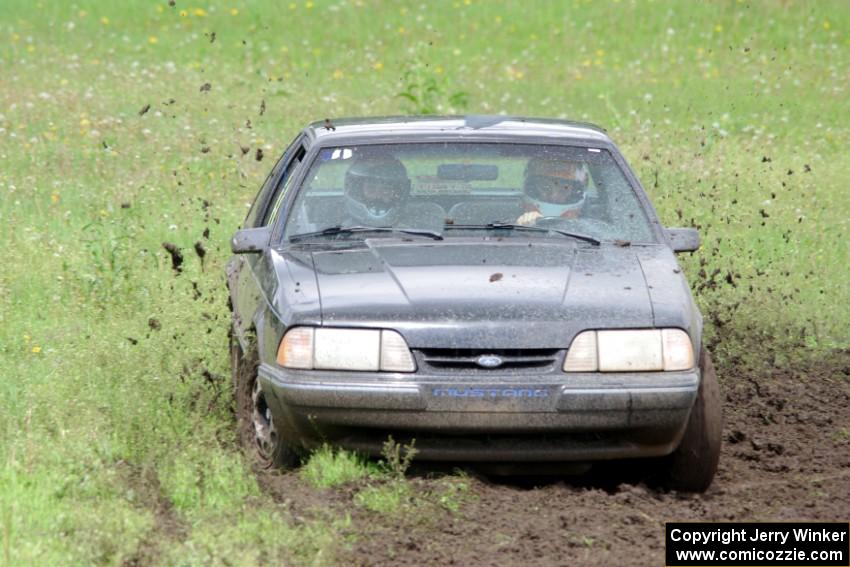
227;116;721;491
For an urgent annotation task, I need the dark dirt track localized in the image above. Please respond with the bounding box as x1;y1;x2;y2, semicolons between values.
258;352;850;566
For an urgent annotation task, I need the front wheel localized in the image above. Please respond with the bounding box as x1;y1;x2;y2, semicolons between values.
654;348;723;492
231;333;299;470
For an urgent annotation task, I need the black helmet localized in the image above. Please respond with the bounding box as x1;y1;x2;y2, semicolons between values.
343;155;411;225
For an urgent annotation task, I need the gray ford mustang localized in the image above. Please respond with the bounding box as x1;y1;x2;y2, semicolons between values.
226;116;722;492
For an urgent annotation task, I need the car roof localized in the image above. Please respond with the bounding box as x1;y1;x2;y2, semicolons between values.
302;115;612;146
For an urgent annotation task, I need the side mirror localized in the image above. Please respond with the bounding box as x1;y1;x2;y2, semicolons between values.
231;226;271;254
666;227;700;253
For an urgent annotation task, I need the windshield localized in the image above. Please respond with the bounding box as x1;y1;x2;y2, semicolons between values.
283;143;656;243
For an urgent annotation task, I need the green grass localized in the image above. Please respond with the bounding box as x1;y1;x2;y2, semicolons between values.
353;474;473;517
354;481;413;515
300;446;377;488
0;0;848;564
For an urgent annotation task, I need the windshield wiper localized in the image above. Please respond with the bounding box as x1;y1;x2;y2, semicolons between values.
445;223;600;246
288;225;443;242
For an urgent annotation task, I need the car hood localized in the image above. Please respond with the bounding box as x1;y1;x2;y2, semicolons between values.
274;240;696;349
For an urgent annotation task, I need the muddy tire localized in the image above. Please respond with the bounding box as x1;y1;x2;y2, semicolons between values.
231;332;298;470
656;348;723;492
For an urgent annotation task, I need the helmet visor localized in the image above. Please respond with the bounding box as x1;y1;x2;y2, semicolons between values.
356;178;405;213
525;175;585;205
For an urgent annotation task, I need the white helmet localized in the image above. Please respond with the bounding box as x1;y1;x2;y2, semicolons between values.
523;158;588;218
344;155;411;225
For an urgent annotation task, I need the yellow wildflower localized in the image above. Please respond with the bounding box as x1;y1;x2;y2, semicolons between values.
31;346;42;353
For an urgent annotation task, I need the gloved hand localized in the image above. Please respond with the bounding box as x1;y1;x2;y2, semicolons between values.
516;211;543;226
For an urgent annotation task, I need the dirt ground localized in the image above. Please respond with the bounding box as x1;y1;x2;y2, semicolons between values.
258;351;850;566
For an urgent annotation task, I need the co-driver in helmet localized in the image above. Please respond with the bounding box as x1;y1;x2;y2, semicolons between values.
516;157;588;226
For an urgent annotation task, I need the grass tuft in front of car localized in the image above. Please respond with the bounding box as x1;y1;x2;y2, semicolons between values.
299;439;472;518
354;481;414;515
300;445;378;489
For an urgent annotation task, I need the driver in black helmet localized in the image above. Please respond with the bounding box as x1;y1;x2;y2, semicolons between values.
343;154;412;226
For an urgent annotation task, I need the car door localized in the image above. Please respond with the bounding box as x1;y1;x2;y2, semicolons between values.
229;136;308;347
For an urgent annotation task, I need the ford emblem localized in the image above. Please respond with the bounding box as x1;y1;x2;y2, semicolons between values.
476;354;503;369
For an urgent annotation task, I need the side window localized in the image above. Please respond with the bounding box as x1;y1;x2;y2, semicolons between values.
243;135;303;228
263;144;306;226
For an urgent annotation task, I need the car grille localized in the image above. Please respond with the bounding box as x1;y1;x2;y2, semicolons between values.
416;348;562;373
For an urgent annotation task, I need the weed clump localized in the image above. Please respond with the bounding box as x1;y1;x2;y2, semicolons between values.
396;42;468;114
379;436;418;480
300;446;376;489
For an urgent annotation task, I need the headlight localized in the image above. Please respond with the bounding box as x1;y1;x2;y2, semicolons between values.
563;329;694;372
277;327;416;372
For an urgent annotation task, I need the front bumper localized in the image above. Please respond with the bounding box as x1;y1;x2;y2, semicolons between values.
258;364;699;462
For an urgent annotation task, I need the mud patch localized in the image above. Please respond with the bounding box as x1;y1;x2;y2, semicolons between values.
257;352;849;566
119;463;189;567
